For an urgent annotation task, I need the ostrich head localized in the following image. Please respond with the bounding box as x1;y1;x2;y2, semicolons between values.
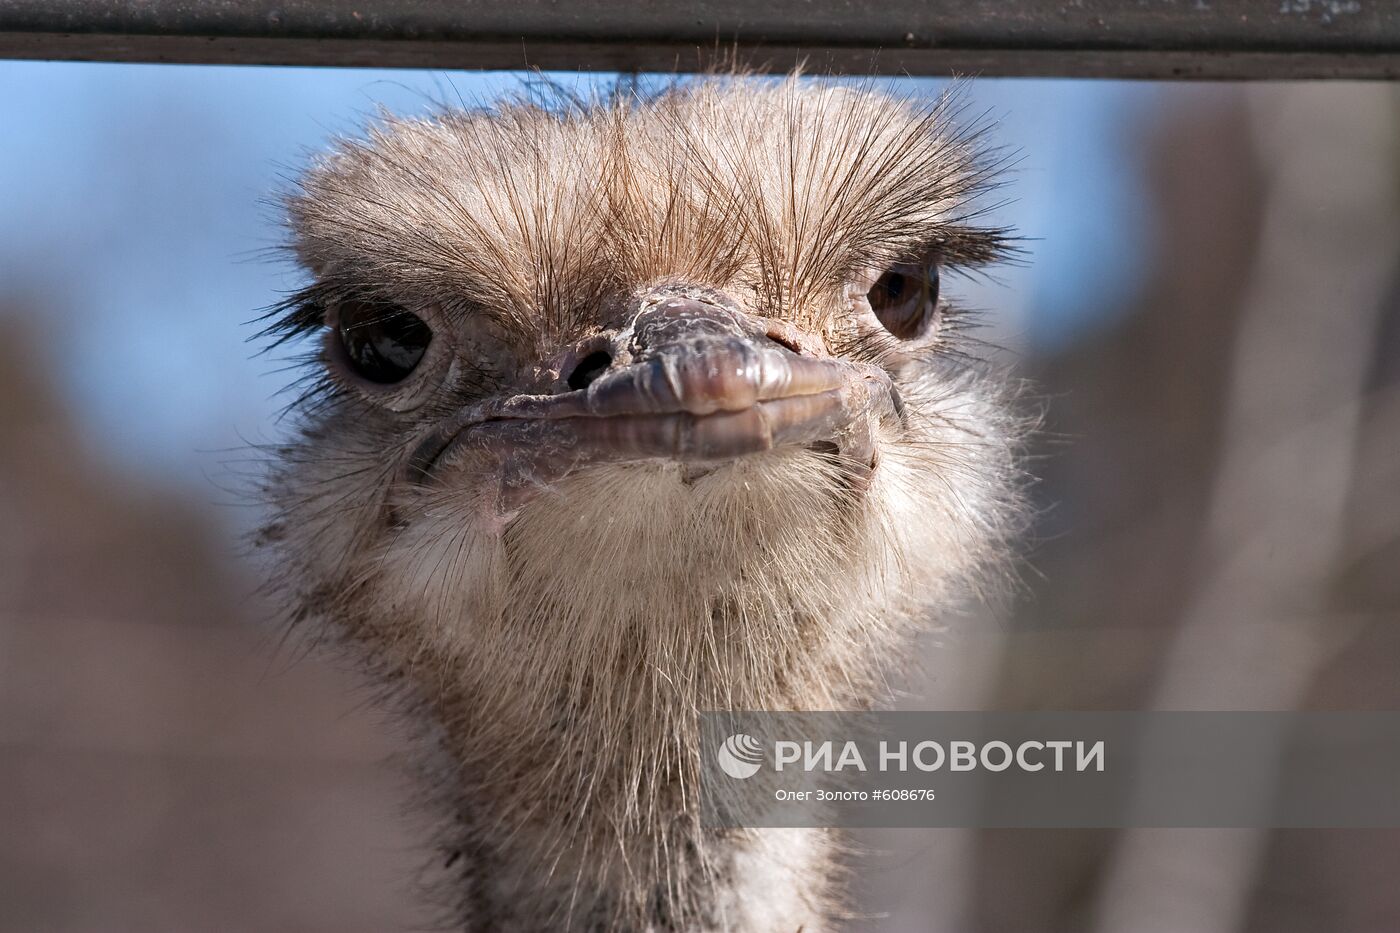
260;76;1021;930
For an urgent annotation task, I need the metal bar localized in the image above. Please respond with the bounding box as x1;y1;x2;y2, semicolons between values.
2;0;1399;79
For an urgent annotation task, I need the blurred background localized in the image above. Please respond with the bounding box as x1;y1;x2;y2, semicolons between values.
0;62;1396;931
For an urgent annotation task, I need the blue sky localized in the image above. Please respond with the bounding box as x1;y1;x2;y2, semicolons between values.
0;62;1156;498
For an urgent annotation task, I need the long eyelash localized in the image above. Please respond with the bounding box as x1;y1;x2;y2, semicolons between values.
255;286;329;351
927;225;1020;268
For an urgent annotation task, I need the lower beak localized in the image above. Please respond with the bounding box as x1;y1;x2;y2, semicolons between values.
405;295;900;495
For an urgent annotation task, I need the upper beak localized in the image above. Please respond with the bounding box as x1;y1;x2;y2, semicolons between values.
406;292;899;495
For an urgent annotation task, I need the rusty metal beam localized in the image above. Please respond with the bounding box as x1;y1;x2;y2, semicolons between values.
2;0;1398;79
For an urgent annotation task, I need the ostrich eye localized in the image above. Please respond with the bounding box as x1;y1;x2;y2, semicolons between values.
336;301;432;384
868;261;940;340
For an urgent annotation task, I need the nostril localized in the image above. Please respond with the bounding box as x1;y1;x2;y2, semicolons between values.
764;322;812;356
766;331;802;354
567;351;613;391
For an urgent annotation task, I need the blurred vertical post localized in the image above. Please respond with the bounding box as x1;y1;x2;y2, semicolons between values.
1091;84;1400;933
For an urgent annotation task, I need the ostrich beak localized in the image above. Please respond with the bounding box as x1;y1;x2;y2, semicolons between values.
406;292;901;496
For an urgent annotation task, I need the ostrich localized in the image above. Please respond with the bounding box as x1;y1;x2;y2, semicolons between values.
258;75;1023;931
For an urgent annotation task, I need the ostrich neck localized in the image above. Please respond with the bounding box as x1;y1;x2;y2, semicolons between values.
412;600;855;931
